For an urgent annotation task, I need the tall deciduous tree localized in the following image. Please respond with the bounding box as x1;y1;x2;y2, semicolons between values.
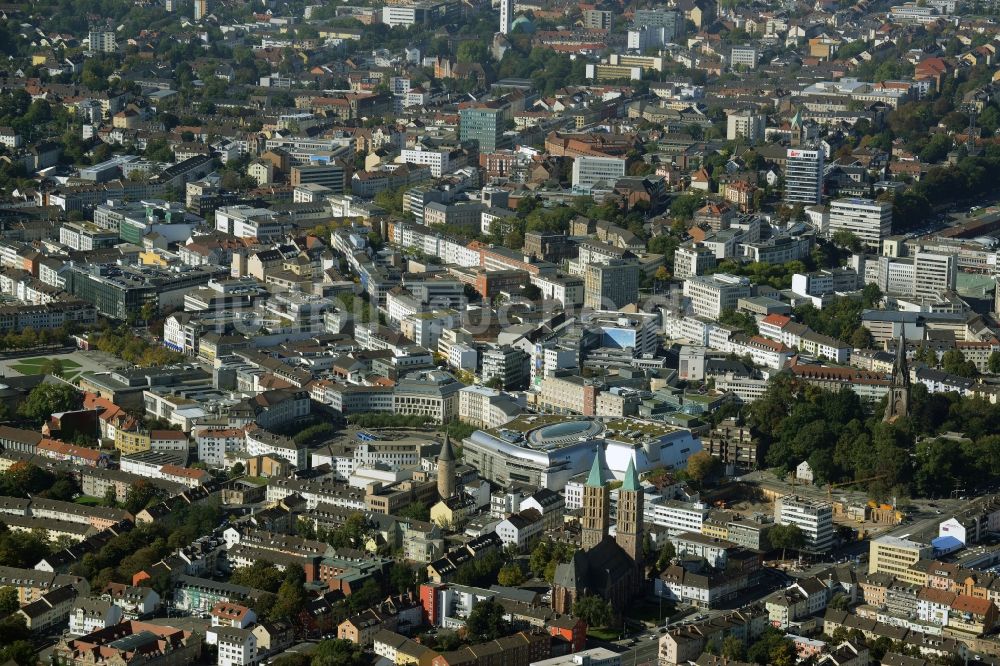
572;595;613;629
17;384;82;422
769;524;805;562
685;451;722;485
465;599;509;641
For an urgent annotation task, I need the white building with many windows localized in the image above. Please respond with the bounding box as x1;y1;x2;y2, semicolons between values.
400;147;450;177
727;109;765;142
213;626;256;666
913;250;957;298
69;599;122;637
784;148;824;205
829;198;893;251
572;156;626;192
645;499;710;535
458;385;522;429
245;429;307;469
775;495;833;553
682;274;752;318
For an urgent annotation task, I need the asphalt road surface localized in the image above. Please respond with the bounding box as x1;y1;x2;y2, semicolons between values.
619;634;661;666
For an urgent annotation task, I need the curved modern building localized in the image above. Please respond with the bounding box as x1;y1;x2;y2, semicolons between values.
462;415;702;491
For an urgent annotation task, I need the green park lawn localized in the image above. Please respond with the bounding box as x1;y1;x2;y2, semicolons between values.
11;356;82;382
586;626;621;641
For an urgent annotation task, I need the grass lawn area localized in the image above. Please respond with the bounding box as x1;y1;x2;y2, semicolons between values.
241;476;268;486
12;357;82;369
586;627;621;641
74;496;104;506
11;357;82;382
12;357;82;376
626;599;674;625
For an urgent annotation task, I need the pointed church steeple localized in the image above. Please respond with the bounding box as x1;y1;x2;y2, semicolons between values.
895;327;908;374
622;457;640;492
437;433;456;499
616;455;645;587
581;446;609;550
884;329;911;423
440;432;455;462
790;107;803;129
586;449;604;488
790;107;805;147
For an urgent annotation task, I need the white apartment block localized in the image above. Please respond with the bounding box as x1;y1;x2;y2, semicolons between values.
400;309;459;349
530;345;577;386
829;198;893;251
531;273;585;308
730;45;759;68
645;499;710;535
215;206;283;242
0;128;23;149
194;427;246;468
563;481;584;511
458;385;520;429
674;243;717;279
499;0;512;34
69;600;122;636
400;148;449;177
726;336;793;370
386;289;424;325
913;251;957;298
495;511;544;551
245;429;307;469
572;156;626;191
682;274;752;318
445;342;477;371
775;495;833;553
382;4;419;26
862;252;956;298
784;148;824;205
727;109;765;142
628;26;671;51
214;627;256;666
715;374;770;403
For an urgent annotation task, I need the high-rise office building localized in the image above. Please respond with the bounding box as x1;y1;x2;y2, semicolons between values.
499;0;513;35
730;45;760;69
775;495;833;553
632;9;683;39
582;9;612;29
583;260;640;310
784;147;824;205
88;28;117;53
194;0;208;21
828;197;893;250
459;107;507;153
726;109;766;142
912;250;957;298
682;274;752;319
290;163;348;195
571;156;626;192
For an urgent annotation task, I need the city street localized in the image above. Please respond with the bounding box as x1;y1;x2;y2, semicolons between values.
619;633;660;666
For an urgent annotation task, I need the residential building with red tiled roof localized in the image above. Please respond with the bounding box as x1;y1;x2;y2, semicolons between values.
37;439;106;467
210;602;257;630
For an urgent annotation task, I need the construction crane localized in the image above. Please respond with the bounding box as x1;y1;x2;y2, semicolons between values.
827;474;889;504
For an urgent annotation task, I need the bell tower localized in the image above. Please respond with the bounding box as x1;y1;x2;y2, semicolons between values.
581;449;609;550
615;457;644;579
883;329;910;423
437;433;456;499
